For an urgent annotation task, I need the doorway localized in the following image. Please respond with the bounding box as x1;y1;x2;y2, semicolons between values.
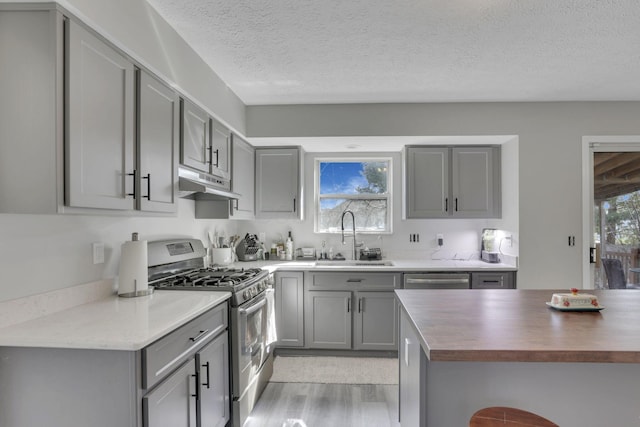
582;137;640;289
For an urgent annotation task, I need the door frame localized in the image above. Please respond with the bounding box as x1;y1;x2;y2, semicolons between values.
581;136;640;289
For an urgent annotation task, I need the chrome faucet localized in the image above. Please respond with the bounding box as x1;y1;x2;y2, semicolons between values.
341;209;362;260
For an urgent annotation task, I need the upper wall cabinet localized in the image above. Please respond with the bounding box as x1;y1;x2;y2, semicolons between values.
0;6;179;215
229;134;255;219
137;70;179;213
181;100;231;181
65;19;136;210
194;133;255;219
255;147;304;220
405;146;501;218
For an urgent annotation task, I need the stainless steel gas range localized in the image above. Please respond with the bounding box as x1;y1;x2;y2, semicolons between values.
148;238;275;427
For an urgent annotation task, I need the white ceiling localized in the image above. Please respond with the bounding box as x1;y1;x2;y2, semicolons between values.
145;0;640;106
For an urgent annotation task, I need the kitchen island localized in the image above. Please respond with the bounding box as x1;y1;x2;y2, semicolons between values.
396;289;640;426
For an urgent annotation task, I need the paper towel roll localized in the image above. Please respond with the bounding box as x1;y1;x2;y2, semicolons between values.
118;233;149;297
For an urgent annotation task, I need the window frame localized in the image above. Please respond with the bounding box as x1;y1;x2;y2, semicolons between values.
314;157;393;234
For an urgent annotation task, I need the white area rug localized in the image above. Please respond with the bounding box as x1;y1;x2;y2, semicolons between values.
270;356;398;385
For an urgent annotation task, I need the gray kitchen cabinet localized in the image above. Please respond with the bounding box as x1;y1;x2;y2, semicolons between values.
181;98;211;174
275;271;304;347
210;117;231;180
304;271;400;350
180;100;231;183
0;6;179;215
196;331;230;427
138;70;179;213
193;133;254;219
255;147;304;220
354;291;398;350
471;271;516;289
65;18;136;210
399;306;425;427
230;134;255;219
143;360;197;427
305;290;352;349
405;146;501;218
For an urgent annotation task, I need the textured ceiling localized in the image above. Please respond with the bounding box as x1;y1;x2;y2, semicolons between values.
145;0;640;105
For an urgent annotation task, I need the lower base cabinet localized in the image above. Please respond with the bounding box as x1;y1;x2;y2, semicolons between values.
274;271;305;347
399;306;425;427
144;331;229;427
303;272;400;351
0;303;230;427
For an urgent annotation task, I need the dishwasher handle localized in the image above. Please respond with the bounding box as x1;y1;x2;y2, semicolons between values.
403;274;470;289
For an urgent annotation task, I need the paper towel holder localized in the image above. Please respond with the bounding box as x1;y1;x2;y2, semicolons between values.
118;232;155;298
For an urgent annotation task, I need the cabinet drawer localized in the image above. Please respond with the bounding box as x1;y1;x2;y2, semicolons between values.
142;303;228;389
306;272;400;290
471;272;515;289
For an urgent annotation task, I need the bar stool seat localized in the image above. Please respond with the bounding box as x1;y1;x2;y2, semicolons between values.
470;407;558;427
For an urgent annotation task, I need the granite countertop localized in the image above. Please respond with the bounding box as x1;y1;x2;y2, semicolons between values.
396;289;640;363
0;290;231;351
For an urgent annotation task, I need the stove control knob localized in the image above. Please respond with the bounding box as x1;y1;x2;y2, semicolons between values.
243;290;250;299
251;287;257;297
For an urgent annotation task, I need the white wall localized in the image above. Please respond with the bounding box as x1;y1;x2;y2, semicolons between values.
0;201;237;302
247;102;640;289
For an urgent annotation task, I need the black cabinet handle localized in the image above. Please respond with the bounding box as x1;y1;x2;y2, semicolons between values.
445;197;448;212
201;361;210;389
293;198;296;213
191;373;198;398
213;149;219;167
358;298;362;313
455;198;458;212
127;170;136;198
206;146;213;165
142;173;151;200
189;329;210;342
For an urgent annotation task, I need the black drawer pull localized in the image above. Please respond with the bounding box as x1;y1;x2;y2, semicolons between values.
190;329;210;342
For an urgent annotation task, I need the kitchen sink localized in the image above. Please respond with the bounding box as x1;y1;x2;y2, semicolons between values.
315;260;394;267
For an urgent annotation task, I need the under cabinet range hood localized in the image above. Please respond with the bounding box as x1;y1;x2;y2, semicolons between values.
178;166;241;200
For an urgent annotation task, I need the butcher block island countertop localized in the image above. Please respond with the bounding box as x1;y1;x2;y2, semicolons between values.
395;289;640;427
395;289;640;363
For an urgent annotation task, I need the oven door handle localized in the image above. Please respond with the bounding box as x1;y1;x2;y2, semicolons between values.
239;297;267;315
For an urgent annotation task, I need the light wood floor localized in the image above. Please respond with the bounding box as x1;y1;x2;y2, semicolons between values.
245;382;400;427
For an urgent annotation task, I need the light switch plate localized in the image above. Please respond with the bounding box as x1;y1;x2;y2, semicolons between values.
92;242;105;264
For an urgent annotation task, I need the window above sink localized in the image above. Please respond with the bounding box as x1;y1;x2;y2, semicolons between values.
314;157;392;234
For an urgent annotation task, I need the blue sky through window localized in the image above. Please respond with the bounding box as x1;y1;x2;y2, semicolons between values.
319;162;366;195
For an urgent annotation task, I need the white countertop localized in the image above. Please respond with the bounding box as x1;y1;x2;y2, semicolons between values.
0;290;231;351
232;258;517;272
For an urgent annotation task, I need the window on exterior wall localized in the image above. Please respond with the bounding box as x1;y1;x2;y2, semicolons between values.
315;158;392;233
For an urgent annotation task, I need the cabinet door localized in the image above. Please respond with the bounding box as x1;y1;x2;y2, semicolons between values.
304;291;351;349
230;134;255;219
210;118;231;180
138;70;179;213
255;148;300;219
181;99;210;173
406;147;449;218
452;146;498;217
275;272;304;347
354;292;397;350
197;332;230;427
399;308;424;427
143;360;197;427
66;20;135;210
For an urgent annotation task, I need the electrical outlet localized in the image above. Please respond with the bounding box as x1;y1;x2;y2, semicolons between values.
409;233;421;243
92;242;105;264
437;234;444;247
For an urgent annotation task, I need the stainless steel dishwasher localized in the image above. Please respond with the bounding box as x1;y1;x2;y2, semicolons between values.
403;272;470;289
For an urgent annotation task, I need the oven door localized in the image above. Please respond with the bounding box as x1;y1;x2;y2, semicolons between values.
234;293;268;395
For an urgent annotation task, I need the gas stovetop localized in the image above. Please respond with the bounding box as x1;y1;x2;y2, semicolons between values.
147;238;272;307
152;267;266;290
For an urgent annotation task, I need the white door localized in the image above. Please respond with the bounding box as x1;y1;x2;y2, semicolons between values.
582;137;640;289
